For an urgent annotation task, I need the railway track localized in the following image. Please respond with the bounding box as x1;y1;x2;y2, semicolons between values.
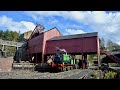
63;69;94;79
0;69;94;79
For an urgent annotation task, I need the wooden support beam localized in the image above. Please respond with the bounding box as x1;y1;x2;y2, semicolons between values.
81;53;84;69
42;54;44;63
97;36;101;67
36;53;38;64
84;54;88;69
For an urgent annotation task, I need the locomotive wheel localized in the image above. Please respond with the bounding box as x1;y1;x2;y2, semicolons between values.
66;67;68;71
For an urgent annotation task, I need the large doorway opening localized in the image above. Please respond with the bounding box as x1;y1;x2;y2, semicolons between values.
30;53;42;63
37;53;42;63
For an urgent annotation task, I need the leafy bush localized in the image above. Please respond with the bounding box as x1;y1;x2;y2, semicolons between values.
104;71;117;79
90;71;100;79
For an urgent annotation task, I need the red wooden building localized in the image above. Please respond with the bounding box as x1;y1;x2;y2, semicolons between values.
27;27;100;65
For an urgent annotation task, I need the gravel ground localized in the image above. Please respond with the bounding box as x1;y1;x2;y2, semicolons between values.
64;69;93;79
0;69;93;79
0;57;94;79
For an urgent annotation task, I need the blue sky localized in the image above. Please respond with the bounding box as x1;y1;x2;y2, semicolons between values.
0;11;120;45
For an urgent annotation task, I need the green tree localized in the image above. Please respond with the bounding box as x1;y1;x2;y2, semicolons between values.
11;31;19;41
106;40;120;52
0;29;20;57
0;29;19;42
0;30;4;39
3;29;12;41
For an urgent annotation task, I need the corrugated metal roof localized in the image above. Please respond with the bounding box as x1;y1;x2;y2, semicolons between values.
48;32;98;41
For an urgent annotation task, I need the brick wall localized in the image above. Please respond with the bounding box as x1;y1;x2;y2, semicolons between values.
0;57;13;72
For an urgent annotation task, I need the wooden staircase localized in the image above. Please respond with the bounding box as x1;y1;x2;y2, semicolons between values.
100;49;120;63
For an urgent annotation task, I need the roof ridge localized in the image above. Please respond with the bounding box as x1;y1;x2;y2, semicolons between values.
44;27;62;35
48;32;98;41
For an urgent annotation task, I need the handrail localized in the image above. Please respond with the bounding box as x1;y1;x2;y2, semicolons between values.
0;39;23;47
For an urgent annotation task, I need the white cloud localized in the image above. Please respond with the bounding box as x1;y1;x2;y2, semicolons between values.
25;11;63;17
64;29;86;35
0;11;120;45
117;41;120;45
65;24;82;29
0;15;12;25
0;15;35;33
24;11;120;45
49;19;59;24
20;21;35;31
